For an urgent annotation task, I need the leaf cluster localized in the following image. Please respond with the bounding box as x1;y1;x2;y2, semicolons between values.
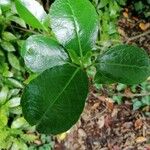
12;0;150;135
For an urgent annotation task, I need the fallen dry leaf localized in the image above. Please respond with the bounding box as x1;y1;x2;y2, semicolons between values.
134;119;143;129
106;98;114;111
124;87;133;97
34;140;42;145
97;116;105;128
118;27;127;37
111;107;119;118
145;144;150;150
136;136;147;143
57;132;67;141
123;12;129;18
91;102;100;110
139;22;150;31
112;145;121;150
104;115;112;127
78;128;86;137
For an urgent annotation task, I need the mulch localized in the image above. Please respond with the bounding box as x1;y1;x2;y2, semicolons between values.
54;88;150;150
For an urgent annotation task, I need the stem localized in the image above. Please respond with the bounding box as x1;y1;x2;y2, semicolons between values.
116;92;150;98
126;30;150;44
91;92;150;100
11;25;39;34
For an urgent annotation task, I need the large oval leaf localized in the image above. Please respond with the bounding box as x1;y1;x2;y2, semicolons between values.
95;45;150;84
15;0;47;30
0;0;11;5
21;64;88;134
49;0;98;56
23;35;68;73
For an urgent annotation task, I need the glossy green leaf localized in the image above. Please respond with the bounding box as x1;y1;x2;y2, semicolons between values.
1;41;15;52
9;97;20;108
21;64;88;134
141;96;150;105
98;0;109;8
0;105;9;126
11;117;27;129
0;86;9;104
133;99;143;110
8;53;20;70
9;16;26;28
68;49;81;65
15;0;47;30
2;32;17;41
11;140;28;150
95;45;150;84
10;106;22;115
50;0;98;56
8;89;20;99
7;78;24;88
23;35;69;73
0;0;11;6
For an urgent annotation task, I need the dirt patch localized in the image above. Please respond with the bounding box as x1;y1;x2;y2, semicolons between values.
55;88;150;150
118;7;150;54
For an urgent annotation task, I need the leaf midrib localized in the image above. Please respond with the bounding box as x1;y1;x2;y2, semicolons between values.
36;67;80;126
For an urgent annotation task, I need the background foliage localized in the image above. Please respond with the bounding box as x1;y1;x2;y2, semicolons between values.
0;1;54;149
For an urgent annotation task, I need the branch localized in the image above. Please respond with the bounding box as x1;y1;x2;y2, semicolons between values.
91;92;150;100
126;30;150;44
11;25;39;34
117;92;150;98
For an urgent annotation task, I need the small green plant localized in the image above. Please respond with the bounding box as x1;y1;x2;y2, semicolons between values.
93;0;127;43
132;81;150;110
13;0;150;135
0;1;54;149
133;0;150;18
0;2;38;149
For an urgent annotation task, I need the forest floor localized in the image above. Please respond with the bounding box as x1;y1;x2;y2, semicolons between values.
54;6;150;150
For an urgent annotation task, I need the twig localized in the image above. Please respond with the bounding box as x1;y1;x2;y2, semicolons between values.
91;92;150;99
117;92;150;98
126;30;150;44
11;25;39;34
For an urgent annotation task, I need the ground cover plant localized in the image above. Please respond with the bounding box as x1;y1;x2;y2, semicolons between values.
12;0;150;135
0;1;54;149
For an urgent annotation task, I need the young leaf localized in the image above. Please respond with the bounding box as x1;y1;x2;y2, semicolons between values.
8;53;20;70
133;99;143;110
21;64;88;134
11;117;27;129
2;32;17;41
9;97;20;108
0;86;9;104
9;16;26;28
98;0;109;8
95;45;150;84
22;35;69;73
15;0;47;30
49;0;98;56
1;41;15;52
7;78;24;88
